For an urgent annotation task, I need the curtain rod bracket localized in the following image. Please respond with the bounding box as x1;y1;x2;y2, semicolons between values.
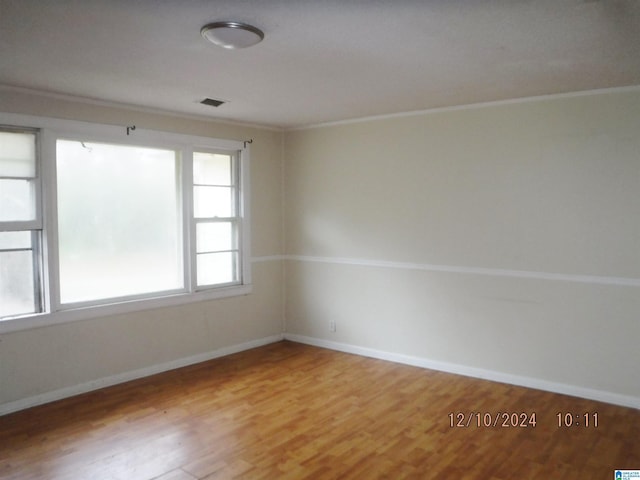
126;125;136;136
243;139;253;148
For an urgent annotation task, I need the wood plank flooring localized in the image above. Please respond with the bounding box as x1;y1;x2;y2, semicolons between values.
1;341;639;479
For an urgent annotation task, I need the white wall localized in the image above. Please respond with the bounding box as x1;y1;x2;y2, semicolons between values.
0;90;284;411
2;87;639;413
284;89;640;406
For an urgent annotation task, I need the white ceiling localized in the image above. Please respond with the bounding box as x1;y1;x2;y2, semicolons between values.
1;0;639;129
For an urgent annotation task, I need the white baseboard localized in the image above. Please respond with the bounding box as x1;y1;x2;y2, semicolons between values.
5;332;637;416
0;334;284;416
284;333;640;410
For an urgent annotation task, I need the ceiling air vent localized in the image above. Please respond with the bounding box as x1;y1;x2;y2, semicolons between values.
200;98;225;107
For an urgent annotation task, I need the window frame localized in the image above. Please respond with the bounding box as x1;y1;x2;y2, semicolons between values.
192;148;243;290
0;125;44;317
0;113;252;334
0;125;42;230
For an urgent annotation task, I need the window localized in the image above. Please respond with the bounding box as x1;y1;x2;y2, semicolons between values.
56;140;182;304
0;128;43;318
0;114;251;330
193;151;241;287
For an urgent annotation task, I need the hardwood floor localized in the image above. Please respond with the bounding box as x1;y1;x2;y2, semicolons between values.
1;341;639;479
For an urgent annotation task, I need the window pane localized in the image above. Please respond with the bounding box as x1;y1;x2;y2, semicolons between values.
0;249;35;317
0;178;35;221
56;140;183;304
0;230;31;249
196;222;234;253
193;186;233;218
0;131;36;178
197;251;237;286
193;152;231;185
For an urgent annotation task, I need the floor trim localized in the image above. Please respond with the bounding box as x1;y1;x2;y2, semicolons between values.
0;334;284;416
5;331;637;416
284;333;640;410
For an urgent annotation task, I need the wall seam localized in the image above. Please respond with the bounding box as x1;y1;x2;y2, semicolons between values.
280;131;287;335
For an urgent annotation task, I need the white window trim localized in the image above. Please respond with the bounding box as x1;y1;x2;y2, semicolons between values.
0;112;252;334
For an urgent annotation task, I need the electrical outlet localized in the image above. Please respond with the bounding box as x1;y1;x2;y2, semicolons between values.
329;320;336;332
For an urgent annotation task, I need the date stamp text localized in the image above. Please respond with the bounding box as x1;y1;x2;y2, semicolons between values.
448;412;537;428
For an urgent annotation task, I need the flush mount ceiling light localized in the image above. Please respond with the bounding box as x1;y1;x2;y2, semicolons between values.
201;21;264;49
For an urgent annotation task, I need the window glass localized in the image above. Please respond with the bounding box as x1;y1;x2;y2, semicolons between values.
196;222;234;253
193;186;233;218
0;131;36;178
0;232;36;318
193;152;231;185
56;140;183;304
0;230;31;249
197;251;236;286
0;178;35;221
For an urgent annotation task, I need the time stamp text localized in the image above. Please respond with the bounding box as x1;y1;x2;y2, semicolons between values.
448;412;599;428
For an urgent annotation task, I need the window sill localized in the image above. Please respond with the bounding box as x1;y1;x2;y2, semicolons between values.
0;284;252;334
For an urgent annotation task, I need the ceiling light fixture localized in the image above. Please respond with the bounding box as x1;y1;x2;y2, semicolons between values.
201;21;264;49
